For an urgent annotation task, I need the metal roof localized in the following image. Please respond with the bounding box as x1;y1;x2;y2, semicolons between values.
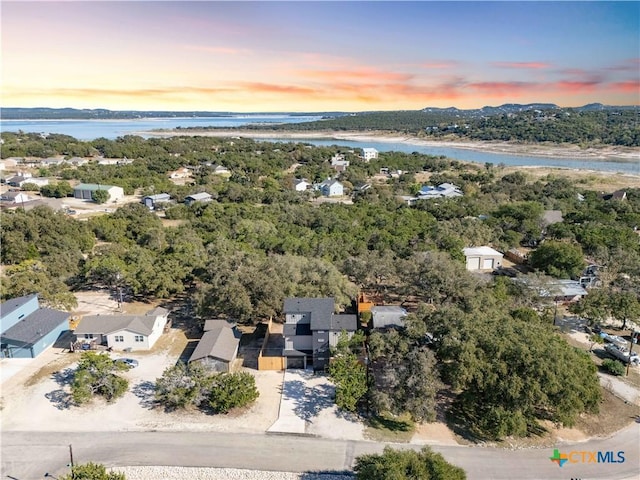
0;294;38;321
463;246;503;257
1;308;69;344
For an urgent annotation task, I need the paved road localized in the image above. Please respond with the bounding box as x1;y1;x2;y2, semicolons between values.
2;426;639;480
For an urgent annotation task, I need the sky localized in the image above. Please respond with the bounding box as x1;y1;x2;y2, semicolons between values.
2;1;639;112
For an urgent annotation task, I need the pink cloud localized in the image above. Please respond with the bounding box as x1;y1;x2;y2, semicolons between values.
553;80;601;93
421;61;459;69
608;80;640;93
492;62;551;70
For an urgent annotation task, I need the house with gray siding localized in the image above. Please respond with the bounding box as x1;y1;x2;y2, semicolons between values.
142;193;171;209
0;294;70;358
282;297;357;370
189;320;241;372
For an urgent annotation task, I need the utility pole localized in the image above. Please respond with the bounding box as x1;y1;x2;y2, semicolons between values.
626;331;637;377
69;443;75;477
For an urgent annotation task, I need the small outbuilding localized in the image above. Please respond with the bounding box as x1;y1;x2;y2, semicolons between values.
189;321;241;372
371;305;408;329
142;193;171;209
463;246;503;272
184;192;213;205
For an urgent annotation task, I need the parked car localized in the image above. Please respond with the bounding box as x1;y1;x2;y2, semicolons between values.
115;358;139;368
604;344;640;365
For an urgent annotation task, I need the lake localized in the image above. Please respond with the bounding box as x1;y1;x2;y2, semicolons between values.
1;117;638;174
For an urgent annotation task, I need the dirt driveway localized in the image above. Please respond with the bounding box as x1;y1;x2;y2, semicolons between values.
0;328;285;435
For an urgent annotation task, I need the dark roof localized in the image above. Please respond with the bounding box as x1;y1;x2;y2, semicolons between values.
0;294;38;320
189;326;240;363
283;297;335;330
331;314;357;332
7;176;27;183
1;308;69;344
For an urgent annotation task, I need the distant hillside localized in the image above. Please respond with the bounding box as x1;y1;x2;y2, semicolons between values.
0;108;346;120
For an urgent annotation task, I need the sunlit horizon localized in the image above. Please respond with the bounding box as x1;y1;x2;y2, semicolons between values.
2;1;638;112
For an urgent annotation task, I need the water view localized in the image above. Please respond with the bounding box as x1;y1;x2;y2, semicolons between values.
2;117;638;174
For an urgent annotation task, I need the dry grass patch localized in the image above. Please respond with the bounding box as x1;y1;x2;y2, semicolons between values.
575;388;640;437
23;352;81;387
364;412;416;443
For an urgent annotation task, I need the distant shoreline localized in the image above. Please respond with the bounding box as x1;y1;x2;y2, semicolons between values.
138;128;640;162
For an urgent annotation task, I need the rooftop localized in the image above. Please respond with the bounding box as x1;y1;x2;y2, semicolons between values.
1;308;69;344
463;246;503;257
189;326;240;363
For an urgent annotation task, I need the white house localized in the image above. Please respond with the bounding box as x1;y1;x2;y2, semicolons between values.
463;246;503;272
212;165;231;176
330;154;349;172
294;179;311;192
0;191;30;204
361;148;378;162
318;179;344;197
26;177;50;187
418;183;463;199
73;307;169;351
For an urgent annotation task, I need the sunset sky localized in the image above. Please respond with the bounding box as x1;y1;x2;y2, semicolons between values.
2;1;639;112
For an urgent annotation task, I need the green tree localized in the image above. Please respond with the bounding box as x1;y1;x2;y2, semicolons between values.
92;189;109;204
354;446;466;480
529;241;586;279
208;371;259;413
59;462;126;480
71;352;129;405
2;260;78;310
328;352;368;412
155;362;213;409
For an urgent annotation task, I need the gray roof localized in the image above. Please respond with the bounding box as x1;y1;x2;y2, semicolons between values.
143;193;171;202
542;210;564;227
331;314;357;332
1;191;26;201
74;183;119;192
284;297;335;330
371;306;407;329
189;326;240;363
74;314;159;336
145;306;169;317
204;319;237;332
0;294;38;320
1;308;69;344
186;192;212;201
7;176;27;183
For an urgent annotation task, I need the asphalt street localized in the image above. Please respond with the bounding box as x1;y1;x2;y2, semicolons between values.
2;426;639;480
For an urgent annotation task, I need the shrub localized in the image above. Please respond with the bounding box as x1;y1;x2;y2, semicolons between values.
208;371;259;413
354;446;466;480
602;358;625;376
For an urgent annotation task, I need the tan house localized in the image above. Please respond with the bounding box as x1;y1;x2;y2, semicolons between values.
74;307;169;351
463;246;503;272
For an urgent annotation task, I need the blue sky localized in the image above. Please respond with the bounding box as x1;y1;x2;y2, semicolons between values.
2;1;638;111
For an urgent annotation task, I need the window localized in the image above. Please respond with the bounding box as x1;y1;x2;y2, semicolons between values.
84;334;92;339
134;335;144;342
114;336;124;342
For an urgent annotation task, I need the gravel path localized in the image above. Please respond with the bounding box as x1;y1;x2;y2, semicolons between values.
114;466;354;480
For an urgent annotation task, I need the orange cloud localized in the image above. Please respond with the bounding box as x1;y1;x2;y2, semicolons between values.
239;82;318;95
492;62;551;69
296;68;414;83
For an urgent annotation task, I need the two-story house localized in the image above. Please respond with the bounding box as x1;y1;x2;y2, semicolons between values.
282;297;357;370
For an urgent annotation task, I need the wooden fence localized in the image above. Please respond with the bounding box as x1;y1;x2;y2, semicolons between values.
257;317;286;371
